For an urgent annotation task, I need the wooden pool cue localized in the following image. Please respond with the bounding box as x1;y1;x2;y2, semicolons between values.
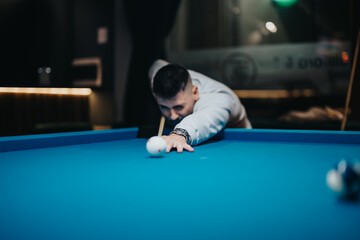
341;29;360;131
157;115;165;136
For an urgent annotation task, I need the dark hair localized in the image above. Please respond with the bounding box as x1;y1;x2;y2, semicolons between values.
153;64;190;99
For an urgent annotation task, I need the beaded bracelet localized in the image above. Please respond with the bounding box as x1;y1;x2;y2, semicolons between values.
170;128;192;145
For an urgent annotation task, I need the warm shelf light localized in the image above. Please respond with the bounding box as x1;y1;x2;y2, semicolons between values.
0;87;92;96
233;89;316;98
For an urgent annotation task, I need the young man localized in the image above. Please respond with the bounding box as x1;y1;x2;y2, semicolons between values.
149;59;251;153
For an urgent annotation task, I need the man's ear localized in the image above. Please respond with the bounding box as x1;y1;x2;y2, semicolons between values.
192;86;199;101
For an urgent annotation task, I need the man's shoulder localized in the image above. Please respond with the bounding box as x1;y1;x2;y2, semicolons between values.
189;71;231;93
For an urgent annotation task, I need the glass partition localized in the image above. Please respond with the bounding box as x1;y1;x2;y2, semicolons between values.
167;0;353;130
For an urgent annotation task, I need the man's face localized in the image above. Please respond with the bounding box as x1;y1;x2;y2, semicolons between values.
155;85;199;123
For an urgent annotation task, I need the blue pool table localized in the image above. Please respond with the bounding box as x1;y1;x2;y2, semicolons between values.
1;128;360;239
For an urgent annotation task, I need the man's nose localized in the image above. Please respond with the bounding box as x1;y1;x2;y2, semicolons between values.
170;109;179;120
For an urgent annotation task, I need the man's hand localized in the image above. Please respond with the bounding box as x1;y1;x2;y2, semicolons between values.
162;134;194;153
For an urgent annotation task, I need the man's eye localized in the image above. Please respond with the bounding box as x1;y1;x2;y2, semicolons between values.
174;106;183;111
159;106;169;111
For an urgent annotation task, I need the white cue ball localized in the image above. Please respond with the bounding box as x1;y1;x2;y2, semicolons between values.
326;169;344;194
146;136;167;157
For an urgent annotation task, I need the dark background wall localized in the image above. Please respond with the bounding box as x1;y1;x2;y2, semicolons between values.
0;0;115;89
0;0;120;136
0;0;54;86
0;0;359;136
74;0;115;90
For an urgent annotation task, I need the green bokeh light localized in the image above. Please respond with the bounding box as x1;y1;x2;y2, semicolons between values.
273;0;298;7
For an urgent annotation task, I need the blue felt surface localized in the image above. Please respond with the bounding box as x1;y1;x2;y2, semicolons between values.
1;129;360;239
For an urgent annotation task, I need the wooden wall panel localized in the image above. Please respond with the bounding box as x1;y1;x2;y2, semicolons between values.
0;93;89;136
